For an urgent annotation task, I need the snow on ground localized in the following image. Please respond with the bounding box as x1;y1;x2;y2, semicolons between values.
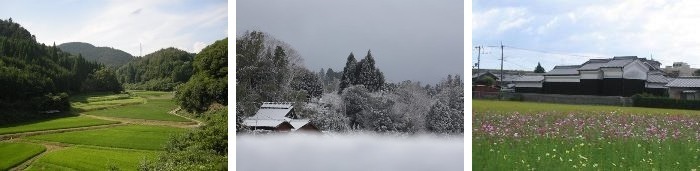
236;133;464;171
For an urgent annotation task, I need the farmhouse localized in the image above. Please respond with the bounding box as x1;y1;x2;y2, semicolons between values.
243;102;321;133
513;75;544;93
517;56;669;97
665;77;700;100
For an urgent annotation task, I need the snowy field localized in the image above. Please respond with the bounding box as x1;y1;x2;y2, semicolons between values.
236;133;464;171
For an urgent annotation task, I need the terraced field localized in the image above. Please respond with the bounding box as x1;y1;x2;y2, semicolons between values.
0;142;46;170
84;98;189;122
25;146;157;171
0;116;119;135
1;91;193;170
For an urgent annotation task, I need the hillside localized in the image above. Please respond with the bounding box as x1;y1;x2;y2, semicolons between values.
0;18;109;114
115;47;195;91
58;42;133;67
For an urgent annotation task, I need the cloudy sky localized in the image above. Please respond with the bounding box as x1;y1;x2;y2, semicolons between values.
0;0;227;56
237;0;463;84
473;0;700;72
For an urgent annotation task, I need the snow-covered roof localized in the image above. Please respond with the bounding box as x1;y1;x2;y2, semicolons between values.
247;102;295;120
289;119;311;129
243;119;287;127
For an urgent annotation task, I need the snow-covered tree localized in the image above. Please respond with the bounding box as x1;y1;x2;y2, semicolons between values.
339;53;357;94
341;85;371;128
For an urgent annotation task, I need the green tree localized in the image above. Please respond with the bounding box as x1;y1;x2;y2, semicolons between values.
534;62;546;73
176;38;228;113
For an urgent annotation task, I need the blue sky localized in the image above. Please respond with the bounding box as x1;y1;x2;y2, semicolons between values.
0;0;227;56
472;0;700;72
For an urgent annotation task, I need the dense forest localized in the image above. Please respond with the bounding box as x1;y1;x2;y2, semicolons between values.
236;30;464;134
0;18;121;118
115;47;194;91
141;38;228;170
58;42;134;67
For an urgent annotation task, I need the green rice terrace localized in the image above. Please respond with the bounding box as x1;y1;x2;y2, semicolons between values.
0;91;196;171
473;99;700;170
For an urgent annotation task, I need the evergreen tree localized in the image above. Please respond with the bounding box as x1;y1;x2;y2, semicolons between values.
534;62;546;73
338;53;357;93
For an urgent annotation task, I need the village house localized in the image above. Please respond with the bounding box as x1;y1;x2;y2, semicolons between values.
665;77;700;100
243;102;320;133
515;56;669;97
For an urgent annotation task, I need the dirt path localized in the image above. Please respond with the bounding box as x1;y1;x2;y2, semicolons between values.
10;141;68;171
82;114;198;128
168;107;204;127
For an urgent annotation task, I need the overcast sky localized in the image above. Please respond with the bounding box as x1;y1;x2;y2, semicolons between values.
0;0;227;56
237;0;463;84
473;0;700;72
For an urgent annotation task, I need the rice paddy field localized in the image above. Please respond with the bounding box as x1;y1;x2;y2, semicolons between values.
0;142;46;170
0;91;191;170
25;146;157;171
26;125;185;150
473;99;700;170
0;116;119;135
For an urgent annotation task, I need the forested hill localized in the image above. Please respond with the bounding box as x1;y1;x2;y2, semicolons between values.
58;42;134;67
115;47;195;91
0;18;111;112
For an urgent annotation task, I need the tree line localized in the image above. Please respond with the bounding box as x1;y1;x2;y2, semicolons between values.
236;30;464;134
0;18;122;117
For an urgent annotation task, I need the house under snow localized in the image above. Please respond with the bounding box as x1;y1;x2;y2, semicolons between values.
243;102;320;133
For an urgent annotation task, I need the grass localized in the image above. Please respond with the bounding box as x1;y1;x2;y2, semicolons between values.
71;92;145;112
473;99;700;115
0;142;46;170
83;98;189;122
473;99;700;170
0;116;118;135
25;146;157;171
26;125;186;150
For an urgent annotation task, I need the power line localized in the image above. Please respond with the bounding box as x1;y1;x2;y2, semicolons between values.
503;45;609;59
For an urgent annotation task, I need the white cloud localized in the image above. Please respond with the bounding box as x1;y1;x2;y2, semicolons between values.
192;41;208;53
473;7;533;34
56;0;227;56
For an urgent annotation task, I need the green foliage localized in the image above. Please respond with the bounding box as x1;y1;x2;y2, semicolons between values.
58;42;134;67
176;38;227;113
0;18;104;112
27;125;186;150
534;62;546;73
632;95;700;110
116;47;194;91
81;67;123;93
26;146;157;171
139;109;227;171
0;116;117;135
475;76;496;86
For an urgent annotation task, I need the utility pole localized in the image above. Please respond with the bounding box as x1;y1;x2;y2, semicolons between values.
500;42;504;87
475;46;482;74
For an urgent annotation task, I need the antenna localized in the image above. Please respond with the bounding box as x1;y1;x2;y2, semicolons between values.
140;43;142;57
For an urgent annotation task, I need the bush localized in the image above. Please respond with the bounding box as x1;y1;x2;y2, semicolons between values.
633;95;700;110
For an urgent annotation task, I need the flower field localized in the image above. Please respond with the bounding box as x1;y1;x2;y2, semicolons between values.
473;100;700;170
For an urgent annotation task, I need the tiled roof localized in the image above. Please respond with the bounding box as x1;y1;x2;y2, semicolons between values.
665;77;700;87
515;75;544;82
647;74;672;83
544;65;580;75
